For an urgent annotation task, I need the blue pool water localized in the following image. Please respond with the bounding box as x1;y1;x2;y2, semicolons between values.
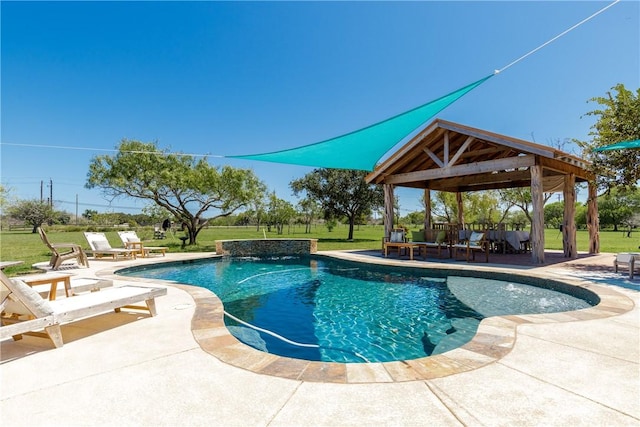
121;256;595;363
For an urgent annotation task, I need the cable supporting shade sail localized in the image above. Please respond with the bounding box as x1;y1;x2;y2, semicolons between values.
228;74;493;171
593;139;640;152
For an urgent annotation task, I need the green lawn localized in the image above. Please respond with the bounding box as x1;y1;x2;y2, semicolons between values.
1;224;638;276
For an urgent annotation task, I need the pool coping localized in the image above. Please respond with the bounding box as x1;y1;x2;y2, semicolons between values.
99;251;635;384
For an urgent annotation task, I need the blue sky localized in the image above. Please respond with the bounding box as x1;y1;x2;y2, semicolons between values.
1;1;639;217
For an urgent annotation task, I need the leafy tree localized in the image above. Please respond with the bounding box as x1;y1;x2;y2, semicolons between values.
290;169;383;240
0;185;9;213
141;204;171;226
90;212;127;226
248;193;267;232
497;188;554;224
402;211;424;227
297;197;319;234
430;191;501;224
576;84;640;192
543;201;565;229
82;209;98;220
430;191;457;223
7;199;55;233
265;192;296;235
86;139;266;244
597;187;640;231
467;191;499;223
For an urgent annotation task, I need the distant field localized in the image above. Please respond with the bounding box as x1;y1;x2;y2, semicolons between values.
1;224;638;276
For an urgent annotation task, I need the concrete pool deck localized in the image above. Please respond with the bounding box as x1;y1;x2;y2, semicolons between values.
1;251;638;426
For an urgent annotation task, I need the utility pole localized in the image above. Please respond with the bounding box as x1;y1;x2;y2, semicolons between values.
49;179;53;208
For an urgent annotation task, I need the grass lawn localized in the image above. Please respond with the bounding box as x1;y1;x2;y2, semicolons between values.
1;224;638;276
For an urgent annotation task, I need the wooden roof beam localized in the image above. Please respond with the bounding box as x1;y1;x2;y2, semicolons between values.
428;170;531;189
448;136;474;166
438;121;555;158
538;157;595;181
385;155;536;185
460;146;512;159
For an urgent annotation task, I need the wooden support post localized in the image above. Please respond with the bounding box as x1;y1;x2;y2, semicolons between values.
383;184;394;239
423;189;431;231
456;192;464;227
587;181;600;254
530;164;545;264
562;173;577;258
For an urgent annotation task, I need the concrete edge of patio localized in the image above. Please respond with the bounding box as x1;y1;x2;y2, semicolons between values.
1;250;638;426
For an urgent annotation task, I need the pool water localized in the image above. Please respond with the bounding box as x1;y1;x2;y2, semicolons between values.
122;256;593;363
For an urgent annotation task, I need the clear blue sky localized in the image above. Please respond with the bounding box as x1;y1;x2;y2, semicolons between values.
1;1;638;217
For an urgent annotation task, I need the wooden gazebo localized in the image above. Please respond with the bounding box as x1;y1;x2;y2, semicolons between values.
366;119;599;264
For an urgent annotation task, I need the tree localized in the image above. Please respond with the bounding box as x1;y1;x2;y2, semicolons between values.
82;209;98;221
576;84;640;192
597;188;640;231
0;185;9;212
86;139;266;244
430;191;457;223
141;204;171;226
265;192;296;235
290;169;383;240
543;201;565;229
497;188;554;224
7;199;55;233
402;211;424;227
430;191;500;224
297;197;319;234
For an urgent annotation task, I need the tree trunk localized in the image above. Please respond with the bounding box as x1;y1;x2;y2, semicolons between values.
188;228;198;245
348;215;355;240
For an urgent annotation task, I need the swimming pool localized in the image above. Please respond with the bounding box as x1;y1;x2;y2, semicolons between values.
121;256;596;363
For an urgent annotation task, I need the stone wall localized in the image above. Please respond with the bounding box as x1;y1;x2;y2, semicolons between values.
215;239;318;257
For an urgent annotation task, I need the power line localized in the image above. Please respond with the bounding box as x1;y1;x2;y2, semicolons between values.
0;1;621;161
495;0;620;74
0;142;223;159
54;199;143;211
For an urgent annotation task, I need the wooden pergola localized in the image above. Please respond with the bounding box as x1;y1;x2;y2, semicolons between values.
366;119;599;264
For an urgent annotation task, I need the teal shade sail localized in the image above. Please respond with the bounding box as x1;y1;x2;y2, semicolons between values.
229;74;493;171
593;139;640;152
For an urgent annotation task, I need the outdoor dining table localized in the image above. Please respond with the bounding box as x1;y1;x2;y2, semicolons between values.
490;230;530;252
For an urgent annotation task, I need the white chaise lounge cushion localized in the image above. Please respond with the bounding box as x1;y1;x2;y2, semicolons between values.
3;279;54;317
390;231;404;243
92;240;111;251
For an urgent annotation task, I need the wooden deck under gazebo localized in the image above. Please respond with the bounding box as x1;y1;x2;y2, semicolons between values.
366;119;599;264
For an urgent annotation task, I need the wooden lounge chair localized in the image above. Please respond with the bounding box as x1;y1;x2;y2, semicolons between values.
38;227;89;270
451;231;489;262
117;231;168;257
84;232;137;260
382;228;407;254
0;269;167;348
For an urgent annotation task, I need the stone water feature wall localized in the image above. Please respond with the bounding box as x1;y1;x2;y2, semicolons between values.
215;239;318;257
